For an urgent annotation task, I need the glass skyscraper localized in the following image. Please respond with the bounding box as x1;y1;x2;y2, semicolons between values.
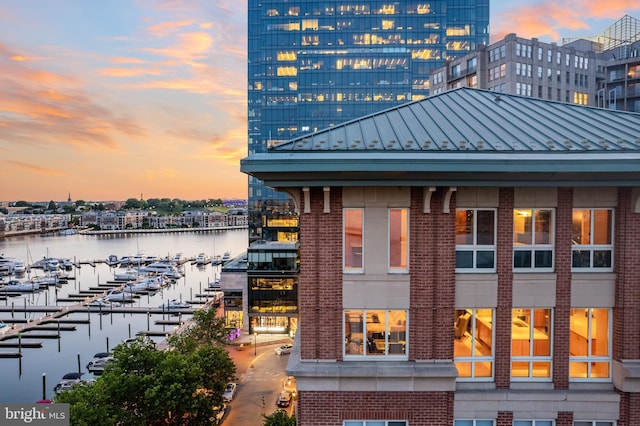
248;1;489;242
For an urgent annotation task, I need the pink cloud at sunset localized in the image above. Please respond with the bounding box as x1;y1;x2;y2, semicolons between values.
0;0;638;203
491;0;640;42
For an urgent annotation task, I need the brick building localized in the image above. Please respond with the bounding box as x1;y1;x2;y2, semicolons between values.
241;88;640;425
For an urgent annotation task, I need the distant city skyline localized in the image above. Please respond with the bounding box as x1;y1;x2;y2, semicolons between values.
1;1;638;202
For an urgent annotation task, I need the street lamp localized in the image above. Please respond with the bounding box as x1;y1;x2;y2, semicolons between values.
254;332;257;356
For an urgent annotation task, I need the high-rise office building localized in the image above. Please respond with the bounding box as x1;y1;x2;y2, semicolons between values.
245;0;489;335
248;0;490;242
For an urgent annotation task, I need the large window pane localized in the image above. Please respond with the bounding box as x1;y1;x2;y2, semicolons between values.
345;309;407;358
572;210;591;244
389;208;408;271
456;210;474;245
593;210;612;244
454;309;494;380
344;209;363;271
569;308;611;380
476;210;495;245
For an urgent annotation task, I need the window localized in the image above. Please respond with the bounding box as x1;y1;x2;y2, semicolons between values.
569;308;611;380
456;209;496;271
511;308;552;380
344;309;407;358
454;309;494;380
451;63;461;78
571;209;613;270
389;208;408;272
455;421;494;426
515;421;553;426
345;422;407;426
513;209;554;271
574;422;614;426
467;57;477;73
344;209;363;272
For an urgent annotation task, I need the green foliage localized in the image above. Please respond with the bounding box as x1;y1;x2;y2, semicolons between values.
47;200;57;211
56;309;235;425
262;410;297;426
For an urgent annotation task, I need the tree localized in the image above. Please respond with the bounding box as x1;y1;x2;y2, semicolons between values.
48;200;57;211
55;309;236;425
262;410;296;426
123;198;147;210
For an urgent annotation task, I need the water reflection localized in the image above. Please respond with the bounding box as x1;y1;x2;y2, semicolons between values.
0;229;247;402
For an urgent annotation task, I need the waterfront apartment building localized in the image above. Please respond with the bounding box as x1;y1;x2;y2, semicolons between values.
0;213;70;238
247;0;490;334
430;15;640;113
241;88;640;425
80;210;248;231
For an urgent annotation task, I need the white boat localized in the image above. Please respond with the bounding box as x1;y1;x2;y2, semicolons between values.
221;251;231;263
105;254;119;266
59;229;77;236
86;298;121;308
159;299;191;309
2;279;39;292
86;352;114;375
30;257;55;270
113;268;139;281
54;372;86;394
12;261;27;275
0;255;26;275
104;289;135;302
195;253;210;265
30;274;59;286
140;262;182;279
172;253;187;265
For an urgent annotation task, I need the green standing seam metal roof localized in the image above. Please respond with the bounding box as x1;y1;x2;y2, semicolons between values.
240;88;640;187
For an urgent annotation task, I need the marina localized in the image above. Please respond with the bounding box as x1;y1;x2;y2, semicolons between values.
0;228;247;403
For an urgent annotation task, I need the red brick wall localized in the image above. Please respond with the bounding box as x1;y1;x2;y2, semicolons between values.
618;390;640;426
409;187;455;360
495;188;514;388
496;411;513;426
299;187;343;360
614;188;640;361
553;187;572;389
614;188;640;426
556;411;573;426
297;390;453;425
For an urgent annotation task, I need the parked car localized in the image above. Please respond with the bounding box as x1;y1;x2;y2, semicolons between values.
275;344;293;356
276;390;293;408
223;382;237;402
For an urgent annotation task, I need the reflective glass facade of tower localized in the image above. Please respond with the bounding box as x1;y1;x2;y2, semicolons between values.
248;1;489;243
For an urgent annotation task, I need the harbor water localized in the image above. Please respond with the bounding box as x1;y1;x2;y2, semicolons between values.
0;229;248;403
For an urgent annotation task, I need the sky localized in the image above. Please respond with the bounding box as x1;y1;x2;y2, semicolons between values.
0;1;639;203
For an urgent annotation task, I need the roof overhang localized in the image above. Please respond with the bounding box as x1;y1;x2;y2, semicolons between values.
240;151;640;188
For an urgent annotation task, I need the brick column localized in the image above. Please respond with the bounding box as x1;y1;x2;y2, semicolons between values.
495;188;514;389
614;188;640;361
410;187;434;360
409;187;455;361
553;187;572;389
299;187;343;360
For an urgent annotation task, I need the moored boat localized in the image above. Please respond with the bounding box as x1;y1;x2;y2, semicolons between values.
159;299;191;309
2;279;40;292
54;372;86;394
